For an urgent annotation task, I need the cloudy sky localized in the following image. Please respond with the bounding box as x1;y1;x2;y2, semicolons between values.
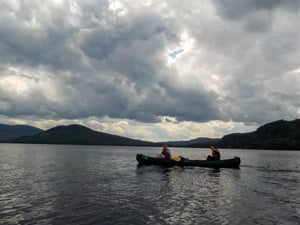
0;0;300;142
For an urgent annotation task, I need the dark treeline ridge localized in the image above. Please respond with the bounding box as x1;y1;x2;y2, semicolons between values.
189;119;300;150
0;124;43;141
11;124;157;146
0;119;300;150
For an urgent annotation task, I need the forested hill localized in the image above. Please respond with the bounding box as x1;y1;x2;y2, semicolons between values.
0;124;43;141
13;124;156;146
2;119;300;149
217;119;300;150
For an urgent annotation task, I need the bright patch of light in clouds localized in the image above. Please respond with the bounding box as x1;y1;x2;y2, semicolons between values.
290;67;300;74
52;0;63;5
109;0;127;16
167;32;194;66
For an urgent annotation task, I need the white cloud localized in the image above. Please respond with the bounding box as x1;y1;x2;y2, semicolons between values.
0;0;299;141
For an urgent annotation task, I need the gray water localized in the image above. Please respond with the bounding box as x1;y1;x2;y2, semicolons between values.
0;144;299;225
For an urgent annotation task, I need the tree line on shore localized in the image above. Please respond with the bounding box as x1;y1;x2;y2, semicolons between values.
0;119;300;150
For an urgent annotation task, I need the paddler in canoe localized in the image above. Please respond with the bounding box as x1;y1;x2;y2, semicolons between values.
158;145;186;162
158;144;172;159
206;145;221;161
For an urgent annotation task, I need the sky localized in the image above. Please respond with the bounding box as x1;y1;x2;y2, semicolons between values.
0;0;300;142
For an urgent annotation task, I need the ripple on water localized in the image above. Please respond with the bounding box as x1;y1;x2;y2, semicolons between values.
1;145;300;225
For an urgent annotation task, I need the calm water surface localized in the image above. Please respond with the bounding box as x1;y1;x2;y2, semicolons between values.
0;144;299;225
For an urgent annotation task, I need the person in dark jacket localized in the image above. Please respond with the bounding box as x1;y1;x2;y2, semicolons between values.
207;145;220;161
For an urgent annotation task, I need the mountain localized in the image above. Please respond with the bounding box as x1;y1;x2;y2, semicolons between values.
4;119;300;149
13;124;156;146
0;124;43;141
217;119;300;150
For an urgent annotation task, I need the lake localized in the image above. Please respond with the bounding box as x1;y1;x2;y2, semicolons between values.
0;144;299;225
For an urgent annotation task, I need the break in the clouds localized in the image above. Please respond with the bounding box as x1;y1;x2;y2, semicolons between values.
0;0;300;141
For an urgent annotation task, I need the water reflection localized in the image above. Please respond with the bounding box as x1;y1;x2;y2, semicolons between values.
209;167;221;174
1;145;299;225
135;164;234;224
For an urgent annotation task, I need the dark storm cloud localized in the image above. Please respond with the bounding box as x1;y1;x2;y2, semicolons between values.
214;0;300;20
0;0;300;130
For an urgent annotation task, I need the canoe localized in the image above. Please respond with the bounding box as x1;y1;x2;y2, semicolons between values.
136;154;241;169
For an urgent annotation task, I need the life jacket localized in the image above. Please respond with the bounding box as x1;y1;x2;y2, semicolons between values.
161;149;171;159
212;149;220;159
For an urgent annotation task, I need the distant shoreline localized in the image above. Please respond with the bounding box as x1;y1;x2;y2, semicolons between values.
1;142;299;151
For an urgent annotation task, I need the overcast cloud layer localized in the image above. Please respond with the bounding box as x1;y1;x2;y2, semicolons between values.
0;0;300;141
